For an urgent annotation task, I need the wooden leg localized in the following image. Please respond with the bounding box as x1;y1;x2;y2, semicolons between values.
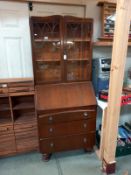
42;153;52;162
84;148;93;153
102;159;116;174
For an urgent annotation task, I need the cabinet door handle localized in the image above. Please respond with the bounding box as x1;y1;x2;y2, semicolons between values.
49;116;53;121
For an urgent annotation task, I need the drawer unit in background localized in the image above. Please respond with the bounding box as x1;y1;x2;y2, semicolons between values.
14;124;38;153
0;79;39;157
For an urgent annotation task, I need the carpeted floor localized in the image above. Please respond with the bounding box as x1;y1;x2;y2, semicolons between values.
0;150;131;175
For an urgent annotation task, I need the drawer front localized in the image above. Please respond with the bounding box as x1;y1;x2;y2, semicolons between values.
8;86;34;93
39;118;96;138
38;109;96;124
0;127;16;156
14;119;37;130
0;125;13;134
39;133;95;154
15;126;38;152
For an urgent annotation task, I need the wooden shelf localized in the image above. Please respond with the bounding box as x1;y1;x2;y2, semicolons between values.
14;112;36;125
93;41;131;47
36;59;60;62
13;103;35;110
66;39;91;42
34;39;60;42
67;59;89;61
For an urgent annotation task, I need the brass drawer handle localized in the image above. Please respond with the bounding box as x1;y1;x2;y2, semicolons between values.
50;142;54;147
49;116;53;121
49;128;53;132
83;138;87;143
83;112;88;117
0;127;9;132
83;123;87;128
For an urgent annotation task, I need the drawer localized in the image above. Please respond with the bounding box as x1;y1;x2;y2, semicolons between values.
15;126;38;152
14;121;37;130
39;118;96;138
38;109;96;124
39;133;95;154
0;126;16;156
0;125;13;134
8;86;34;93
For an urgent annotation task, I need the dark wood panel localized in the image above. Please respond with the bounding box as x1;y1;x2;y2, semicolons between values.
36;82;96;112
38;109;96;124
39;133;95;154
38;118;96;138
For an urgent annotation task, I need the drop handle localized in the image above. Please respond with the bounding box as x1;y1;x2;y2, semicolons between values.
83;123;87;128
49;116;53;121
83;112;88;118
49;128;53;132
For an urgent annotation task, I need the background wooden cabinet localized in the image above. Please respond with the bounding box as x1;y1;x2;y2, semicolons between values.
0;80;38;157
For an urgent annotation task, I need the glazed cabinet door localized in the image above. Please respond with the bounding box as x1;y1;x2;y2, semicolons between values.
31;16;63;84
63;16;93;82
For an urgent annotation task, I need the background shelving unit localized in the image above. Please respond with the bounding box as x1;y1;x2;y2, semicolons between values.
0;79;38;157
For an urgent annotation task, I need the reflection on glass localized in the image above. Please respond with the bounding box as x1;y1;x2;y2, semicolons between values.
36;61;61;82
67;61;89;81
34;42;61;61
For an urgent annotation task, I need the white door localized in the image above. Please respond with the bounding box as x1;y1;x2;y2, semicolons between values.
30;3;85;17
0;1;33;79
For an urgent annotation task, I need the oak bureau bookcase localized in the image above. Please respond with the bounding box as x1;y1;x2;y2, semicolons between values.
30;15;97;160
